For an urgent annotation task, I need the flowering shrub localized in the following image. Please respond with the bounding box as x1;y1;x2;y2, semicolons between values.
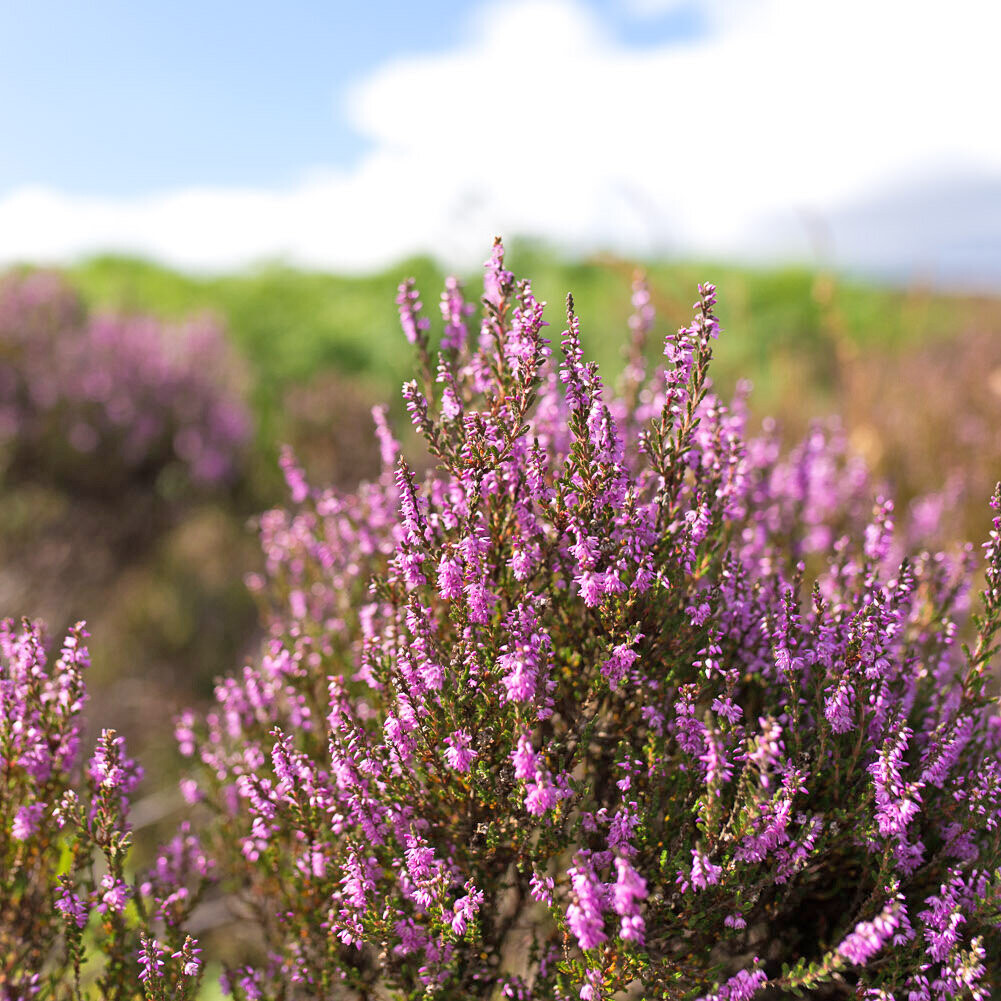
171;242;1001;999
0;270;250;492
1;618;207;999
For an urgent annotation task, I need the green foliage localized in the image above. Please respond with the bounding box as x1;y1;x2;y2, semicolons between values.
67;244;974;442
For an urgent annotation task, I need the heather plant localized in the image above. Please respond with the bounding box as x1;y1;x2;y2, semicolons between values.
174;242;1001;999
0;270;250;494
0;617;207;1000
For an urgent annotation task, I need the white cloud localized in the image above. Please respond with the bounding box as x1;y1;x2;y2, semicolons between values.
1;0;1000;280
620;0;690;18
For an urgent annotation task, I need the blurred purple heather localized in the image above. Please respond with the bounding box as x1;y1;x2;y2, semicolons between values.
0;270;251;494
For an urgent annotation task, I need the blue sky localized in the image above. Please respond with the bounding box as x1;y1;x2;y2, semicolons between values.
0;0;702;195
1;0;999;286
1;0;445;193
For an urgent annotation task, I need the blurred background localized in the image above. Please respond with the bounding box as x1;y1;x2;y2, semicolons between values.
1;0;1000;886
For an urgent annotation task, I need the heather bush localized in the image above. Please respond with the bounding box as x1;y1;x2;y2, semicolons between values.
0;619;206;999
170;242;1001;999
0;270;250;494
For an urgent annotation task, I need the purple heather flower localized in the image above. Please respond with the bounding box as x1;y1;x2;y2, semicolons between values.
918;876;966;964
451;880;484;936
530;871;554;905
88;729;142;800
700;731;733;791
566;857;607;951
138;934;166;984
440;276;472;353
863;498;895;563
172;937;203;978
524;772;558;816
696;964;767;1001
97;873;130;915
837;897;902;967
55;882;89;929
371;404;400;471
512;732;538;781
870;724;923;838
396;279;431;346
711;695;743;725
443;730;477;773
824;677;855;733
464;580;494;624
602;639;641;688
279;445;309;504
11;803;43;841
674;684;707;758
677;849;722;893
612;857;647;943
482;238;513;309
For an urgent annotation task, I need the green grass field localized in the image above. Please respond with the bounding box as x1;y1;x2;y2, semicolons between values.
67;242;991;454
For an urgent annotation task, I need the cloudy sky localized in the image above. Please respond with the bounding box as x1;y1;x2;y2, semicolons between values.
2;0;999;285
